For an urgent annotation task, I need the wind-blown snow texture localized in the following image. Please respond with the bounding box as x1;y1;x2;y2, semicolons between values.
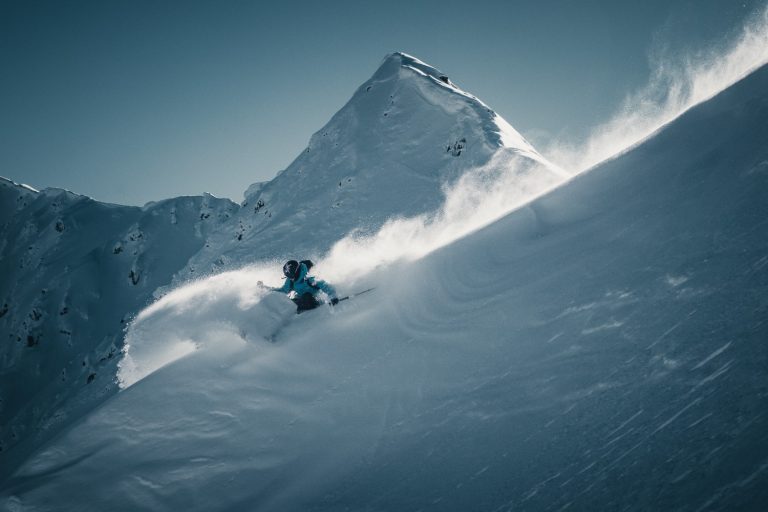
3;61;767;512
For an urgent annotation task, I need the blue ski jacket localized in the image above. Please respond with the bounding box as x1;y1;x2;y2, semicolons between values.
270;262;337;300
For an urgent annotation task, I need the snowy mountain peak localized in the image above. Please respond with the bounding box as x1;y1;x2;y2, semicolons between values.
363;52;539;154
372;51;449;82
365;52;539;156
182;53;560;277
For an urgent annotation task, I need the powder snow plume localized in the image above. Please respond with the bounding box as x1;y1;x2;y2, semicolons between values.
117;265;291;388
548;3;768;173
316;151;561;284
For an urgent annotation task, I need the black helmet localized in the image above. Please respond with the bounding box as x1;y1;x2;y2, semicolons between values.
282;260;300;280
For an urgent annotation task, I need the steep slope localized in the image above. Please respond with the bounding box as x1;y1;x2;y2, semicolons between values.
4;64;767;512
0;51;560;479
177;52;562;280
0;182;237;472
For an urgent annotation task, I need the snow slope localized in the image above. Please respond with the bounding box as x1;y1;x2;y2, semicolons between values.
4;63;767;511
0;182;237;474
176;52;563;280
0;52;562;480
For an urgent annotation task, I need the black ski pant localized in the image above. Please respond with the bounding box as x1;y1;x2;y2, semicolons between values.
292;292;321;314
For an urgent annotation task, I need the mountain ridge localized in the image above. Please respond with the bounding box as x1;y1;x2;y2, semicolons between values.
0;184;237;468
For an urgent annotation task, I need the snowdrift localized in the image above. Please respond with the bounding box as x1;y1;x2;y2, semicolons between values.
3;64;768;512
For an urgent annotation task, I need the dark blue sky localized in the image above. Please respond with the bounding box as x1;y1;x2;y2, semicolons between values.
1;0;764;205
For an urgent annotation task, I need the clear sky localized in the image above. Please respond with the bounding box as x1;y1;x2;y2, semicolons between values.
1;0;764;205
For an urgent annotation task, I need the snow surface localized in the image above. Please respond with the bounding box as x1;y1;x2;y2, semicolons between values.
3;62;767;511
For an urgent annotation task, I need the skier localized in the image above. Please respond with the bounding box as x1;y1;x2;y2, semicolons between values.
258;260;339;313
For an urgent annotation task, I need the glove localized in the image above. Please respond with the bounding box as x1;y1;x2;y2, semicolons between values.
330;297;339;306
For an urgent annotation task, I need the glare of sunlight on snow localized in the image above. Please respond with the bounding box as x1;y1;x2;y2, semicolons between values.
548;4;768;173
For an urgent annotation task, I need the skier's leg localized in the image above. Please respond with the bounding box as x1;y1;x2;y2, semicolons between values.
293;293;320;313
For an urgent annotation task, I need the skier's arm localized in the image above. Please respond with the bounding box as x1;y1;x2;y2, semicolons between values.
258;279;291;293
308;278;337;299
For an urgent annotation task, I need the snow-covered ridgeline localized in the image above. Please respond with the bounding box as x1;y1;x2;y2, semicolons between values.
8;62;768;512
0;181;236;470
